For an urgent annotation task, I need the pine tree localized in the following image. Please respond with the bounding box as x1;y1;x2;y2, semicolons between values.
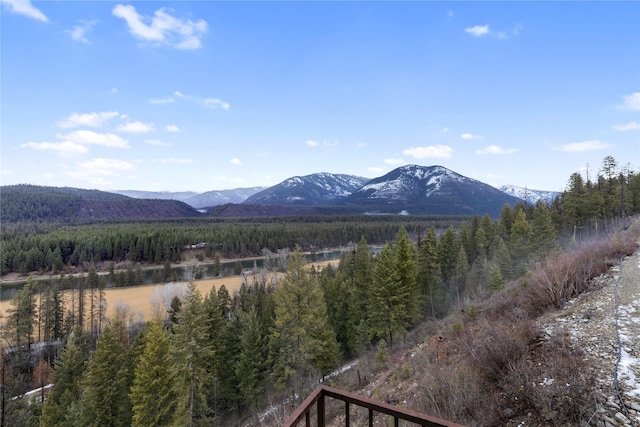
437;226;458;283
487;263;505;293
529;200;558;258
40;331;88;427
171;283;213;427
417;227;449;319
510;208;532;276
235;308;267;410
78;322;132;427
393;227;420;326
453;246;468;306
215;314;241;414
369;244;406;347
130;321;176;427
269;249;338;399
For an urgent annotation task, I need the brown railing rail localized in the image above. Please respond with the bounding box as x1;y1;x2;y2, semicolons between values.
283;385;465;427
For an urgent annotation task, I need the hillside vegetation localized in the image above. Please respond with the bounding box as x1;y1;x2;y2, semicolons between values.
1;155;639;426
0;184;200;223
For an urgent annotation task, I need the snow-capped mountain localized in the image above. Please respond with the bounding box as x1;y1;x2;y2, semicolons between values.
183;187;265;209
343;165;522;217
244;173;370;205
499;185;560;205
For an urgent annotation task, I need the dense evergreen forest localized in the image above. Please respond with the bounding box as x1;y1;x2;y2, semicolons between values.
0;155;638;426
0;185;200;223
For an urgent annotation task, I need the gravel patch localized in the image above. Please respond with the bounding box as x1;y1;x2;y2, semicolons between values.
538;250;640;427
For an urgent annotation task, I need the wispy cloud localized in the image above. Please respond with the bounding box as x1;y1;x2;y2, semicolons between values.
204;98;230;110
403;145;453;159
161;158;192;164
368;166;385;174
117;121;155;133
61;130;129;148
306;140;319;147
163;91;229;110
465;23;522;39
553;140;612;152
618;92;640;111
77;158;135;175
613;121;640;131
57;111;119;128
357;142;367;149
66;20;98;43
229;157;242;166
21;141;88;157
476;145;518;155
112;4;207;49
165;124;180;132
460;133;484;140
0;0;48;22
465;24;489;37
150;97;174;105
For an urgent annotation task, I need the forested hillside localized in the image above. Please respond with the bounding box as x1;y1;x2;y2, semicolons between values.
0;185;200;223
1;155;639;426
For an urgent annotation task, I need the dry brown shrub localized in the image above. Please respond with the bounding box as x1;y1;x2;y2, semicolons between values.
461;318;538;384
498;329;597;426
414;360;496;427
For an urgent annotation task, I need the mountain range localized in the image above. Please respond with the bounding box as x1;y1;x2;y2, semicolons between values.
1;165;561;222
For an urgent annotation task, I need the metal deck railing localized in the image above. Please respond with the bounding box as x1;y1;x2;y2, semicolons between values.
283;385;465;427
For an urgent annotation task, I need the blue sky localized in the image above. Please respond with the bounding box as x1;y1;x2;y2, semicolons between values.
1;1;639;194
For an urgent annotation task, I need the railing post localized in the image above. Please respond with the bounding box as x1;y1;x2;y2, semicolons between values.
317;391;325;426
369;408;373;427
345;401;350;427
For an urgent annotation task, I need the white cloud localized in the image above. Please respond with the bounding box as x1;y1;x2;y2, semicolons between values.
403;145;453;159
306;140;319;147
145;139;170;146
111;88;119;94
447;10;454;18
618;92;640;111
76;158;135;175
57;111;119;128
165;124;180;132
66;20;98;43
174;90;188;98
116;121;155;133
465;23;522;39
465;24;489;37
204;98;230;110
613;121;640;131
161;158;192;164
0;0;48;22
384;158;405;165
368;166;385;174
112;4;207;49
21;141;88;157
357;142;367;149
476;145;518;155
150;97;174;104
229;157;242;166
62;130;129;148
323;140;339;147
460;133;483;140
553;140;612;152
